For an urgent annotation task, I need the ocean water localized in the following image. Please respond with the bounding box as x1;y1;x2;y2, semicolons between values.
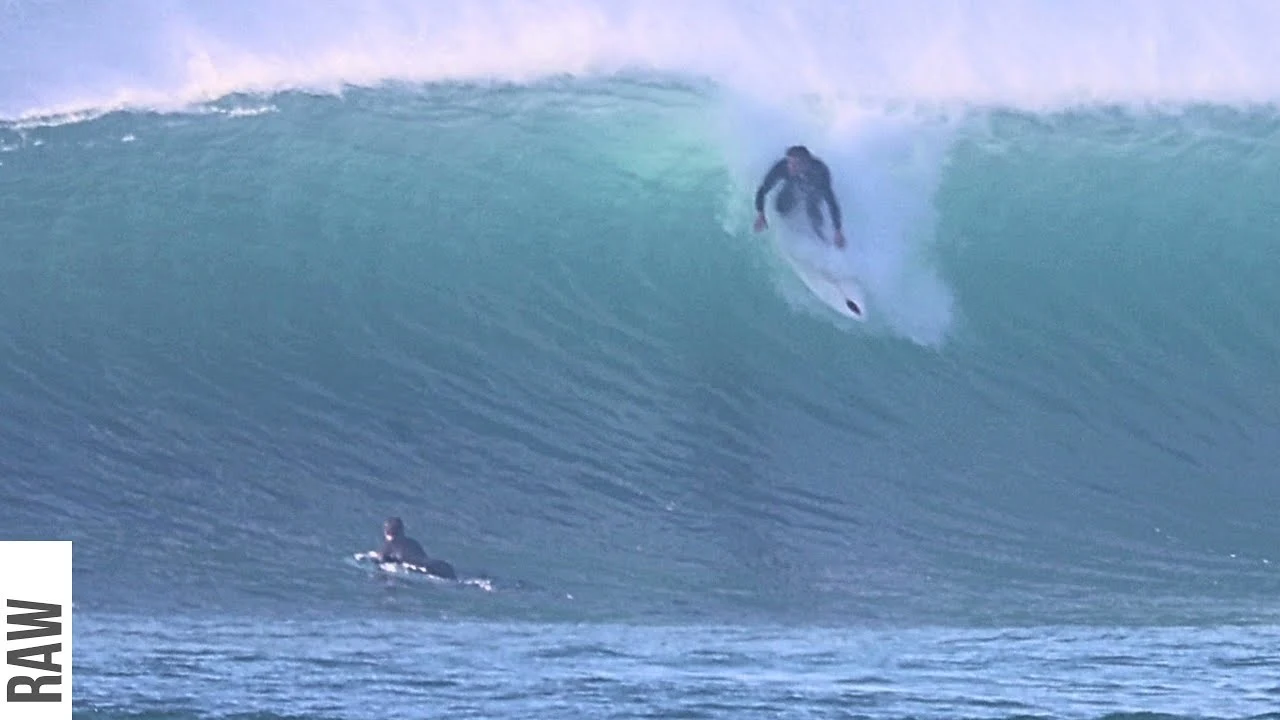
3;1;1280;718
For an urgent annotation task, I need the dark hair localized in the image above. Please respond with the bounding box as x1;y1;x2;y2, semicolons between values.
786;145;812;159
383;517;404;536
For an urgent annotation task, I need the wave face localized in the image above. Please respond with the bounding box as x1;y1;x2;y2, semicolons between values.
3;0;1280;627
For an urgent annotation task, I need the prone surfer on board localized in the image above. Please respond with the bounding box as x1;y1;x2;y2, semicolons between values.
371;516;457;579
752;145;846;249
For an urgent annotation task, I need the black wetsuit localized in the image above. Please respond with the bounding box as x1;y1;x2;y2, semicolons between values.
378;536;457;579
755;158;843;238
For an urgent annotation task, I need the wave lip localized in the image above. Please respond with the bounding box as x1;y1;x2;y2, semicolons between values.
7;0;1280;121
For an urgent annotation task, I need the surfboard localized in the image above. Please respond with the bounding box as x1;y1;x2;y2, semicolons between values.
772;218;868;320
352;551;443;578
781;249;867;319
350;552;495;591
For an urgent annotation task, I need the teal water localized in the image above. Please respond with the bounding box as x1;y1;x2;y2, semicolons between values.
3;1;1280;717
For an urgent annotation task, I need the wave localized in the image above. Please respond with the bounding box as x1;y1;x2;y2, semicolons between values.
2;8;1279;626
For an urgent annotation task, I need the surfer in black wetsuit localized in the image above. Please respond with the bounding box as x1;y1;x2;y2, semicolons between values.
374;516;457;580
753;145;846;249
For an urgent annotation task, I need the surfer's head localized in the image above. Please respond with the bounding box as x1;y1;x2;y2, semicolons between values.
383;516;405;540
785;145;812;174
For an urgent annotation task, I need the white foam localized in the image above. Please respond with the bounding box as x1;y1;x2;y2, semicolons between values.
5;0;1280;121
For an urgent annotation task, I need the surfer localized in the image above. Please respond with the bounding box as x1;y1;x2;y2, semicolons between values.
753;145;846;249
372;516;457;580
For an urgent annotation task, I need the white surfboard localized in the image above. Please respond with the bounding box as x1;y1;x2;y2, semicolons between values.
773;219;868;321
352;551;444;580
350;552;494;591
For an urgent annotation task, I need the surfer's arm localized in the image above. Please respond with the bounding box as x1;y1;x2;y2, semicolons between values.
375;541;397;562
820;166;843;230
754;160;788;213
